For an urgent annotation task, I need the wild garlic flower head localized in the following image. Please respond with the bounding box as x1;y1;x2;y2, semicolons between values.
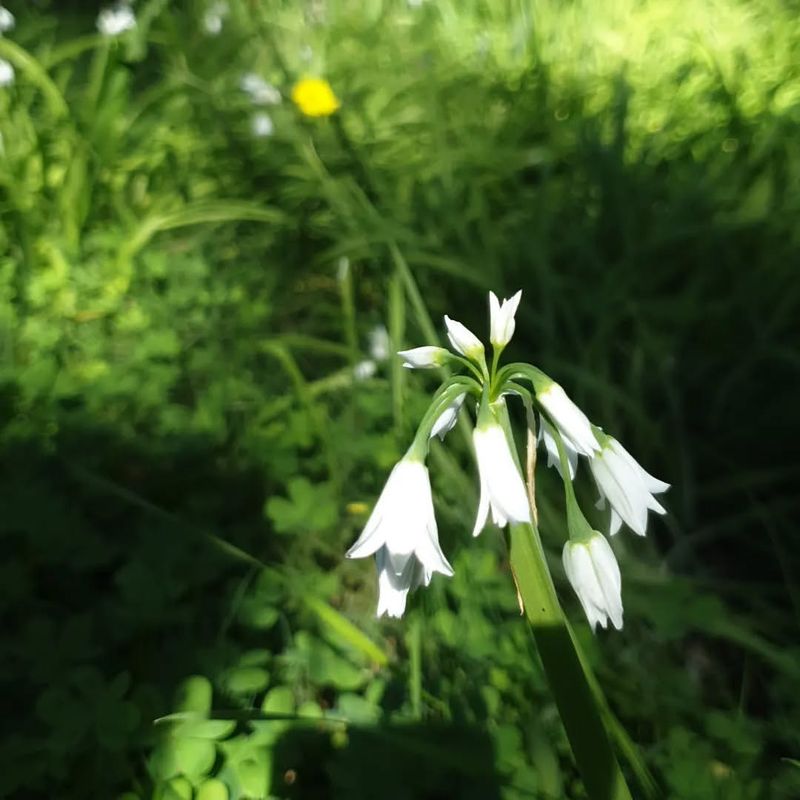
97;2;136;37
346;290;668;624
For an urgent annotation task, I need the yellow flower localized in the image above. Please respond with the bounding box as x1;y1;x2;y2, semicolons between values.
291;77;340;117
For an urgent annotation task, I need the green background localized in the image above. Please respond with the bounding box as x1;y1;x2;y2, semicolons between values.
1;0;798;798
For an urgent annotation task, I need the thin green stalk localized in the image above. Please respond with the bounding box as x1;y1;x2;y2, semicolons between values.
494;407;632;800
507;522;633;800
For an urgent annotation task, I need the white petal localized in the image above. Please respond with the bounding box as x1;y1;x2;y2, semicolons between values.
538;383;599;456
398;346;448;369
488;292;502;343
375;548;412;618
610;439;670;494
430;393;465;441
472;473;491;537
490;290;522;347
540;416;578;479
444;315;484;359
473;423;531;527
608;507;624;536
590;449;649;536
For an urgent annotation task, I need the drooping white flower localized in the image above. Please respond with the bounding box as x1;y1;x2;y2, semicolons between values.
444;315;484;361
397;345;449;369
538;415;578;480
353;359;376;381
239;73;282;105
563;533;623;631
489;290;522;348
472;412;531;536
537;381;599;456
346;457;453;580
0;58;13;87
97;2;136;37
430;393;465;441
375;547;430;618
250;112;274;138
590;436;669;536
0;6;15;34
368;325;390;361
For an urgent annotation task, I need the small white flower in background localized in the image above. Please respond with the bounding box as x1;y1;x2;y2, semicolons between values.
239;73;282;106
0;6;15;34
472;409;531;536
368;325;390;362
444;315;484;361
347;457;453;608
97;2;136;37
0;58;14;87
375;547;430;618
537;381;599;456
353;359;376;381
202;1;228;35
397;345;449;369
538;415;578;480
590;436;669;536
488;289;522;348
430;393;465;442
563;533;623;631
250;112;274;138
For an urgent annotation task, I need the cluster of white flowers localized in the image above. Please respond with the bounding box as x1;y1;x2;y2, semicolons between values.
0;5;15;89
347;291;669;629
97;2;137;37
239;73;282;140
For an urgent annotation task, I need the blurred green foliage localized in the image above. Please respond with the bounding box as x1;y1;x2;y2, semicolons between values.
1;0;799;798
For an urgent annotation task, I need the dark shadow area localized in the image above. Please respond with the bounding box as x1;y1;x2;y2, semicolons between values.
269;723;502;800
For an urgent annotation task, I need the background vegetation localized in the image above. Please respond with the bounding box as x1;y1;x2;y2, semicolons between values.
1;0;799;798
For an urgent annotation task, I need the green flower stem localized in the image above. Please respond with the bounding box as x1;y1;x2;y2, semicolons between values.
508;522;632;800
407;377;480;459
494;412;632;800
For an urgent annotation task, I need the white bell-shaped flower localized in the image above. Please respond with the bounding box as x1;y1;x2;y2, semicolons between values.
537;382;599;456
346;457;453;579
472;411;531;536
444;315;484;362
398;345;449;369
489;290;522;348
590;436;669;536
563;533;623;631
